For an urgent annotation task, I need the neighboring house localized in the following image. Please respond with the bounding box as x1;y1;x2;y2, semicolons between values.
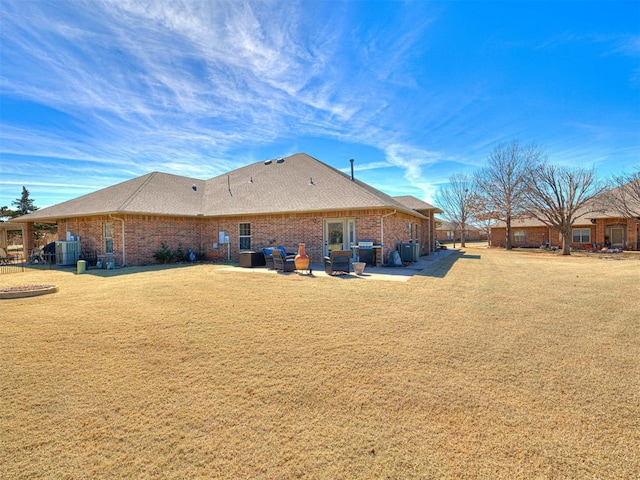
490;182;640;250
435;218;487;243
492;214;639;251
11;153;441;266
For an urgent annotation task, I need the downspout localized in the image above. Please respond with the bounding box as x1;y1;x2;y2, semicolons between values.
381;209;397;265
109;214;126;266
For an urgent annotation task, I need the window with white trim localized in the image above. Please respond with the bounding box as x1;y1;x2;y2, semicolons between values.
514;230;526;244
239;223;251;250
103;222;114;253
572;228;591;243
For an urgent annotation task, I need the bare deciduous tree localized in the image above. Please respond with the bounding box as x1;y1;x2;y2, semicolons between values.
525;164;607;255
606;168;640;218
475;140;544;250
469;194;498;245
435;173;475;248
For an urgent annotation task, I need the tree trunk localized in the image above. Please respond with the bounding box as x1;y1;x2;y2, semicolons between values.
505;217;512;250
561;230;571;255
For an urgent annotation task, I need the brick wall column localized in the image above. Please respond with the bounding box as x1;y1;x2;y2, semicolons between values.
24;223;36;259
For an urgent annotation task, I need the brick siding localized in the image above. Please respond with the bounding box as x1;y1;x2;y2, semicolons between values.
37;210;435;266
491;217;639;250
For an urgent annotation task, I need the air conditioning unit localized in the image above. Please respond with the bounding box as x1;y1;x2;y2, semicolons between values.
55;241;81;266
399;242;420;262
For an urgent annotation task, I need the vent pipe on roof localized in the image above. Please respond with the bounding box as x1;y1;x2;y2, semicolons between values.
350;158;355;181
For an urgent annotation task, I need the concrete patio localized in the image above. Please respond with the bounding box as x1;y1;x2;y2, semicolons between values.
222;248;461;282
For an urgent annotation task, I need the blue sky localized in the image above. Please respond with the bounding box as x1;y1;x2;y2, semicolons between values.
1;0;638;209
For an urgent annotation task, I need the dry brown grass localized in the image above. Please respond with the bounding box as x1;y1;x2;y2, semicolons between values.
1;247;638;479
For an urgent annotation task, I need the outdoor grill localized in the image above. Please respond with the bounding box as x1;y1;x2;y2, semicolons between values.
357;240;375;266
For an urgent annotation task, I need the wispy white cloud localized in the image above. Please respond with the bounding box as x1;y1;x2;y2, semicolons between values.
1;0;638;208
383;144;443;200
0;0;445;204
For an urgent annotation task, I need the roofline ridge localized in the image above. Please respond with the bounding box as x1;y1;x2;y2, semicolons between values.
118;172;157;211
295;154;430;218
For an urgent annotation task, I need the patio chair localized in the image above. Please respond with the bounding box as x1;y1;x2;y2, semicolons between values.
271;249;296;272
323;250;352;275
263;246;293;270
263;248;275;269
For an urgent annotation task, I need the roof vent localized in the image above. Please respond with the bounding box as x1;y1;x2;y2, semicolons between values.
276;158;285;164
309;177;315;185
264;159;272;165
192;184;197;191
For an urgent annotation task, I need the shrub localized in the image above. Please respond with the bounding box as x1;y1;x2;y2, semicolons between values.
153;243;173;263
174;244;186;262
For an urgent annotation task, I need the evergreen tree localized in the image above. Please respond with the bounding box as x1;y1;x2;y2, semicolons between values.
12;186;38;216
0;206;15;222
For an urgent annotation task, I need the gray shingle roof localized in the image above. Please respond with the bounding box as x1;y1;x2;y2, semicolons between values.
491;180;640;229
492;213;596;229
393;195;442;213
13;153;434;222
12;172;207;221
202;153;426;216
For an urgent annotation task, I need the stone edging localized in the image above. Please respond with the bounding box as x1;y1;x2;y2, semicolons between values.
0;285;59;300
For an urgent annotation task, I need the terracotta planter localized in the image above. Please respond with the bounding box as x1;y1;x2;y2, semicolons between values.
353;262;366;275
295;243;310;271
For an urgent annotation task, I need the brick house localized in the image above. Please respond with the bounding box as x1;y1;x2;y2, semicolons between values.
12;153;441;266
435;218;487;243
491;214;639;251
490;182;640;251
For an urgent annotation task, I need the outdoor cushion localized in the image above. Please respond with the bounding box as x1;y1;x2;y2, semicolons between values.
272;249;296;272
263;248;274;269
324;250;352;275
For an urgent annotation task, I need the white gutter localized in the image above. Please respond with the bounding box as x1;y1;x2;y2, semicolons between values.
109;214;126;267
380;209;397;264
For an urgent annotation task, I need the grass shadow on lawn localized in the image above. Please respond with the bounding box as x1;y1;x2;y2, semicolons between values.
416;250;480;278
20;261;233;278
